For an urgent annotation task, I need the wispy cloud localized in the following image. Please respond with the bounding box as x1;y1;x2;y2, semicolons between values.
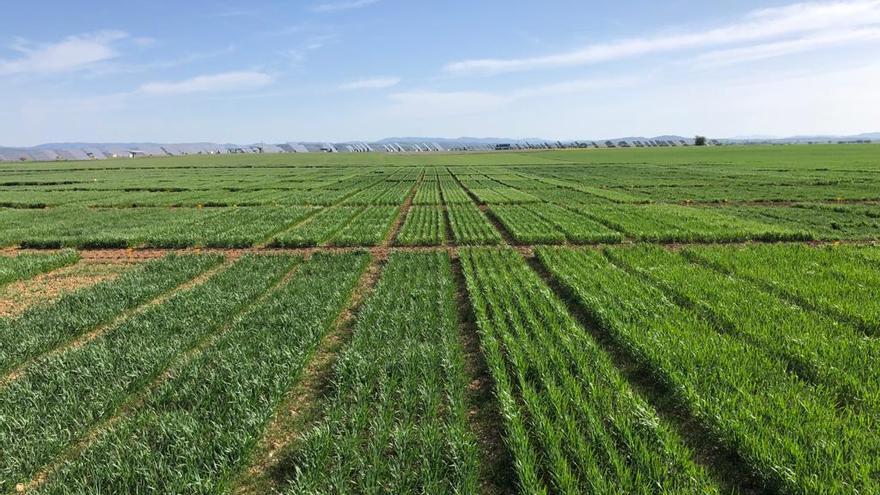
693;27;880;67
0;30;128;75
444;0;880;74
338;76;400;90
388;76;637;116
310;0;380;13
139;71;275;95
282;32;340;67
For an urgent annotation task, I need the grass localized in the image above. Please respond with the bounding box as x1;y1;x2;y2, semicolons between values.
460;248;720;494
1;145;880;492
37;252;369;494
397;206;446;246
537;246;879;493
446;203;502;245
0;254;296;492
0;250;79;288
283;252;479;493
0;254;222;375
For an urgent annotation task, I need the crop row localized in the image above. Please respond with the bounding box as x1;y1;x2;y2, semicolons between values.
687;244;880;336
38;252;369;493
460;248;717;493
413;181;442;205
0;254;221;376
287;252;478;493
0;206;317;248
328;205;399;246
438;179;473;204
618;181;880;203
270;205;400;247
0;186;369;209
144;206;318;248
270;206;364;247
0;250;79;288
516;173;651;203
572;203;809;242
607;245;880;414
465;186;541;204
446;203;502;245
490;204;623;244
537;246;879;493
0;254;297;491
396;206;446;246
342;181;414;206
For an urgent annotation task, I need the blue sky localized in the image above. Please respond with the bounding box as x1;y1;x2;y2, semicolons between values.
2;0;880;145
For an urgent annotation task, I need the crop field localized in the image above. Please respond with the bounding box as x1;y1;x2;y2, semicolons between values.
0;144;878;493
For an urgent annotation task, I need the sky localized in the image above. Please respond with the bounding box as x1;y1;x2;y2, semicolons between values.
2;0;880;146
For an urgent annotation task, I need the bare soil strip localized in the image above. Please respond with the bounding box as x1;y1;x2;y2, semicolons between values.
0;258;232;389
524;254;770;495
0;260;130;318
450;254;516;495
19;258;303;494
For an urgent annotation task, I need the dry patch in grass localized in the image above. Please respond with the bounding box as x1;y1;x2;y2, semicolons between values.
0;261;133;318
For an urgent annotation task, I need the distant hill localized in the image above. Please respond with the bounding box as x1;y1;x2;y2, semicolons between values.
2;133;876;162
720;133;880;144
377;137;548;145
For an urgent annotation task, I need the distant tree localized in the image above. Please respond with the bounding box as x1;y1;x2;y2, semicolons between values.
694;135;707;146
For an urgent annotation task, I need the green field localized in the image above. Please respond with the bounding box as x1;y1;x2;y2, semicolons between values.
0;145;878;494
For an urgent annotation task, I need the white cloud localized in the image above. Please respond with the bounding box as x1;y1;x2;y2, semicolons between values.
282;33;339;68
139;71;275;95
511;76;640;98
338;77;401;90
0;30;127;75
387;76;636;117
444;0;880;74
693;27;880;67
310;0;380;13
